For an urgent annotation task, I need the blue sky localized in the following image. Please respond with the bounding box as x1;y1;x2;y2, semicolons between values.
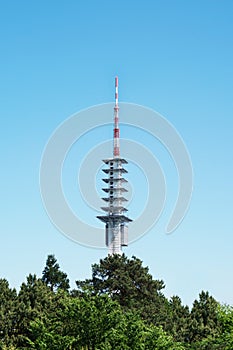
0;1;233;307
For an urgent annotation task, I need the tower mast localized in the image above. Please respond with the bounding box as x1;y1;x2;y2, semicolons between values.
97;77;132;255
113;76;120;157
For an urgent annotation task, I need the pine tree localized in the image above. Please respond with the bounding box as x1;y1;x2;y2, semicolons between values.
75;254;168;326
42;254;70;292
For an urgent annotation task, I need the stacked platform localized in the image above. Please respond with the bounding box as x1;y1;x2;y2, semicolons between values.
97;157;132;254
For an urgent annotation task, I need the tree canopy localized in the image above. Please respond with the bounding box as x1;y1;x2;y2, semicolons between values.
41;254;70;292
0;254;231;349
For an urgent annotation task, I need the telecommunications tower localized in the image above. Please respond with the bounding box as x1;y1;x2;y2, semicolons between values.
97;77;132;255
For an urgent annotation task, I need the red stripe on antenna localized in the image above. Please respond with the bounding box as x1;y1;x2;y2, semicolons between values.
114;128;119;138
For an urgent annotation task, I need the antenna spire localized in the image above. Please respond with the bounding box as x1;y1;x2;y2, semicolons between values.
113;76;120;157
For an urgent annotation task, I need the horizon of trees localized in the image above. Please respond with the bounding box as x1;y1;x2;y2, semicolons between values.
0;254;232;349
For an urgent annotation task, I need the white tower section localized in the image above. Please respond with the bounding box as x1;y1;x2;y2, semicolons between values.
97;77;132;255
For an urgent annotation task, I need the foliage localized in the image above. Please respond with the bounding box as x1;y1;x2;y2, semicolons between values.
41;254;70;292
0;279;18;347
15;274;56;348
0;254;231;349
212;305;233;349
27;294;185;349
76;254;169;327
187;291;221;344
164;295;190;343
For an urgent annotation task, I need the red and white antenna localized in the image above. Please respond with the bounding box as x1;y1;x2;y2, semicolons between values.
113;76;120;157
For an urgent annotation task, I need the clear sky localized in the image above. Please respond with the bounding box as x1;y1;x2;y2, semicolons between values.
0;1;232;307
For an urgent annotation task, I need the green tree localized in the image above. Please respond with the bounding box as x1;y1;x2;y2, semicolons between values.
27;318;76;350
14;273;63;348
75;254;168;326
0;279;17;347
28;294;127;349
28;293;185;350
42;254;70;292
164;296;190;343
187;291;221;346
212;305;233;350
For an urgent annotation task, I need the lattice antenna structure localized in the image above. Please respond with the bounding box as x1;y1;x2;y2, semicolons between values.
97;77;132;255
